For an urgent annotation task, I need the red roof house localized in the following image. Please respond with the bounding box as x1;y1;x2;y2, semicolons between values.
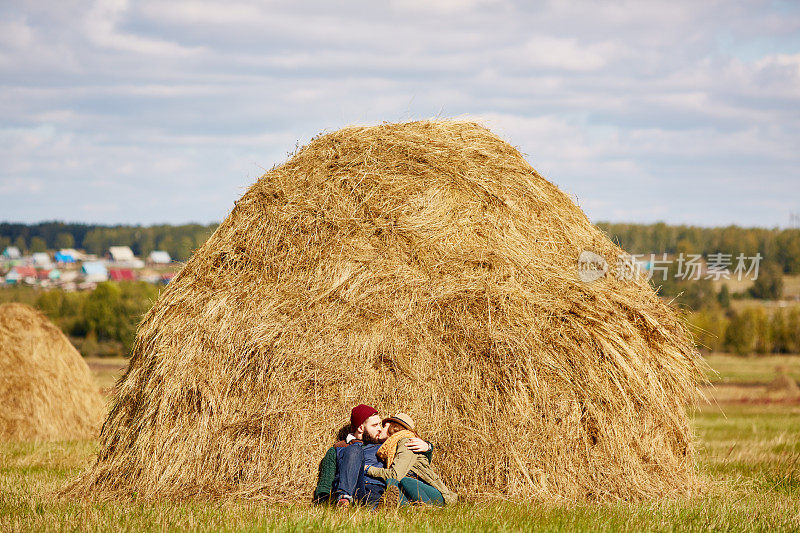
109;268;136;281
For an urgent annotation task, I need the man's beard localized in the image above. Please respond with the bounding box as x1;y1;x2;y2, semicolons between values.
363;432;384;444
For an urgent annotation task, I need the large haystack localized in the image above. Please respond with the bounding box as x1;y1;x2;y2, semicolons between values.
0;303;104;440
71;120;702;502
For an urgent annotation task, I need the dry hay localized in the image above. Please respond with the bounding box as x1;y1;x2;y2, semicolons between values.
765;368;800;395
68;120;704;502
0;303;104;441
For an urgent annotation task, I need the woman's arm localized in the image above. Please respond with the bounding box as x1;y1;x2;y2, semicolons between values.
367;439;415;480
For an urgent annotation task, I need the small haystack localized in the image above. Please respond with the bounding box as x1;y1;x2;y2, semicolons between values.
765;366;800;395
70;120;703;502
0;303;104;440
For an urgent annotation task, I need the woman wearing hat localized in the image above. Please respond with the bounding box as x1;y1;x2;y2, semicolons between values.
365;412;457;506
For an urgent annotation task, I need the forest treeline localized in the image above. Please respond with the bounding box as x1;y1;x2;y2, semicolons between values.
596;222;800;273
658;273;800;355
688;306;800;356
3;221;800;271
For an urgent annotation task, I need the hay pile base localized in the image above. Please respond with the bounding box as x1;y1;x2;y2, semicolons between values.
69;120;703;502
0;303;104;441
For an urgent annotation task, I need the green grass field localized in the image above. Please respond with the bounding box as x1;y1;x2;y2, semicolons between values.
703;353;800;384
2;355;799;532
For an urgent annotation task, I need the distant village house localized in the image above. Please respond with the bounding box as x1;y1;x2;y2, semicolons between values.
147;250;171;265
81;261;109;283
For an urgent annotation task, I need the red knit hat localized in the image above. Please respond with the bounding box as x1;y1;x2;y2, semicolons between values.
350;404;378;431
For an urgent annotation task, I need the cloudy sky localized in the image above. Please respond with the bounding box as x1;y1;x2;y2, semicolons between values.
1;0;798;227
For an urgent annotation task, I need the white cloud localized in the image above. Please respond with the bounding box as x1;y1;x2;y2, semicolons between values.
0;177;45;195
389;0;502;14
0;18;34;49
518;36;618;71
147;1;267;26
0;0;798;227
84;0;202;56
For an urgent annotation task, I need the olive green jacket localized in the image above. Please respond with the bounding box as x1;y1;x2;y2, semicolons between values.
367;437;457;504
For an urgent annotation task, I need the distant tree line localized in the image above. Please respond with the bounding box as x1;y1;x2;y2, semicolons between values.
597;222;800;274
652;262;785;306
648;260;794;355
0;222;217;262
0;282;160;357
688;306;800;356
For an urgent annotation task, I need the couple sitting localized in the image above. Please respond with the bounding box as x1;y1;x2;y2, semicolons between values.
313;404;456;507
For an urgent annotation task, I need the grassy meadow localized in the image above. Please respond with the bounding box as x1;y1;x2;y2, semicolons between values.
1;354;799;532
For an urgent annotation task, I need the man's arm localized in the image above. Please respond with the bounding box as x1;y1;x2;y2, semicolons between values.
312;446;337;503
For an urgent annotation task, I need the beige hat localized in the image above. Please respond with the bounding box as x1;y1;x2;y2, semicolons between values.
382;412;415;431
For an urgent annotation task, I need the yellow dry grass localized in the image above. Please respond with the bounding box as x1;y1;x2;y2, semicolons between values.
68;120;705;502
0;303;104;441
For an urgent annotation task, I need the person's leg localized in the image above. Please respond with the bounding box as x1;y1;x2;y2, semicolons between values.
334;445;366;502
379;478;408;508
363;481;387;509
398;477;445;506
388;479;409;505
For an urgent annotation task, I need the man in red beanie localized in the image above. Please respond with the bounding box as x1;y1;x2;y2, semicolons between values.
312;404;432;506
350;404;381;441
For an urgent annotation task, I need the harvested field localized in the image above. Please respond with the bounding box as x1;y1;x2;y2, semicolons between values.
2;355;797;531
